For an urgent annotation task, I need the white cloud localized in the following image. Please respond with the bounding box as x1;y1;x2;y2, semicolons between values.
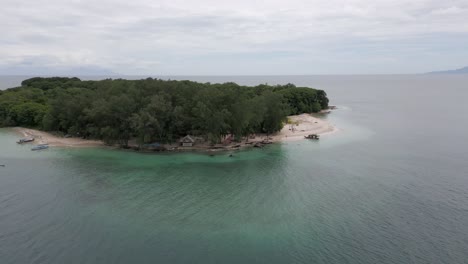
1;0;467;74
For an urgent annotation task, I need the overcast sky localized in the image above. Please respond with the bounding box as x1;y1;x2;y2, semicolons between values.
1;0;468;75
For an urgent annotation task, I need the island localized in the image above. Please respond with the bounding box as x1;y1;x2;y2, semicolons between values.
0;77;335;151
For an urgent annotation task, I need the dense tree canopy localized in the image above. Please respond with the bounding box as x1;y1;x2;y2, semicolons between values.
0;77;329;146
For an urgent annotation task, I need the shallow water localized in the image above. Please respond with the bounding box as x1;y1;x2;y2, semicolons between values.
1;75;468;263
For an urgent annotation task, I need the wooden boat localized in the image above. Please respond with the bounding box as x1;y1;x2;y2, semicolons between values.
304;134;320;140
31;144;49;151
17;137;35;144
253;143;264;148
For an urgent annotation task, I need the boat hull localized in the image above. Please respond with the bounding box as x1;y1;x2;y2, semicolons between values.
31;145;49;151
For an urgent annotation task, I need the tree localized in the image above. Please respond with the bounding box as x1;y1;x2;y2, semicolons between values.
261;92;289;135
10;102;48;127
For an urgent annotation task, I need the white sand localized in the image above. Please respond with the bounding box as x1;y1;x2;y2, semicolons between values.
13;128;103;148
273;114;336;142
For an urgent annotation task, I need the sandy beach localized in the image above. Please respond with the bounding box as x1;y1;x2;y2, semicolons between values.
12;113;335;150
273;113;336;142
13;127;104;148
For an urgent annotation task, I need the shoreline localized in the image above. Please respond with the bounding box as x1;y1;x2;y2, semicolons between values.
13;127;104;148
11;113;336;152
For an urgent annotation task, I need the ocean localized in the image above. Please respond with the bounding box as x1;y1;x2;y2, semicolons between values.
1;75;468;264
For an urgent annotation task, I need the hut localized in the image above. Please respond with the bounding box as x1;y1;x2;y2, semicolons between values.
180;135;195;147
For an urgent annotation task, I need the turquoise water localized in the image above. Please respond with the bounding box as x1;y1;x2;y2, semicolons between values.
1;75;468;263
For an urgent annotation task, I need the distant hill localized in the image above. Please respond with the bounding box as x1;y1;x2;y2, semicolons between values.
427;66;468;74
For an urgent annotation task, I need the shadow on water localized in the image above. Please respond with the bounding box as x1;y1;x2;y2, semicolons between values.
58;144;291;213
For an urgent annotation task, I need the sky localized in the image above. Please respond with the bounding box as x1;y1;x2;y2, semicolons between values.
1;0;468;75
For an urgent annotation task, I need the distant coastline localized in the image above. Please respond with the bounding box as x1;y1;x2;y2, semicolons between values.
426;66;468;75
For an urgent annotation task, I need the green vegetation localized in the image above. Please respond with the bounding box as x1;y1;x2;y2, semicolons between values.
0;77;329;146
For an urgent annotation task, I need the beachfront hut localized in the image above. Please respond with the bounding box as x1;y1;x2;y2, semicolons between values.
180;135;195;147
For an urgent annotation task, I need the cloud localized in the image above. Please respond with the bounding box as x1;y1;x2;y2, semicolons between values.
1;0;468;74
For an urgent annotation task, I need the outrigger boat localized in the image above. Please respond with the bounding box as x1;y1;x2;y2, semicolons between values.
17;137;35;144
31;144;49;151
304;134;320;140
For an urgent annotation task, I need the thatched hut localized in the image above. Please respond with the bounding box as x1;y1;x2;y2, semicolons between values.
180;135;195;147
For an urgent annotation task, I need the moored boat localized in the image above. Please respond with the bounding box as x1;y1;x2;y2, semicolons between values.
304;134;320;140
17;137;35;144
31;144;49;151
